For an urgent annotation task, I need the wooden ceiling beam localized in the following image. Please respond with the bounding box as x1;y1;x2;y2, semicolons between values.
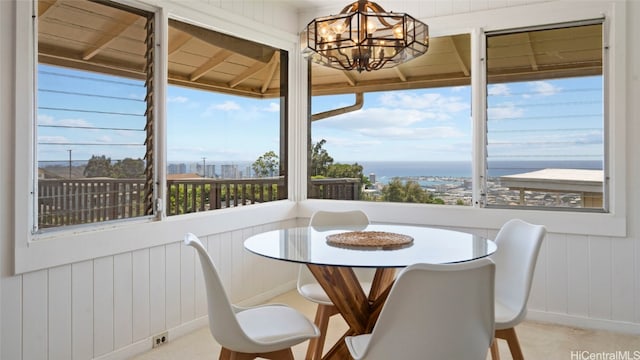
82;13;140;61
229;59;269;88
339;71;356;87
38;0;59;19
448;36;470;76
394;67;407;82
170;74;277;99
261;52;280;94
169;19;275;63
525;33;539;71
189;49;233;81
168;31;192;56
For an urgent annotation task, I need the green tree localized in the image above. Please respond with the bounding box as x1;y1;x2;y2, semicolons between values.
84;155;112;177
326;162;372;193
252;151;279;177
111;158;145;178
381;178;441;204
310;139;333;176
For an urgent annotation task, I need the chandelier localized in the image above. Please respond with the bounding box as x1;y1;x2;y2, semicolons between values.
301;0;429;72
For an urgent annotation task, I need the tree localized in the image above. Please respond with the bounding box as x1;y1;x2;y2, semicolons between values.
310;139;333;177
111;158;145;178
252;151;279;177
381;178;442;204
84;155;112;177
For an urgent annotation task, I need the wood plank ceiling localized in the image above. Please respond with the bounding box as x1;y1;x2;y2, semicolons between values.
37;0;602;99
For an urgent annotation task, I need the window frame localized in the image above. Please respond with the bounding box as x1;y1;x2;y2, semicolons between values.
13;0;301;274
301;1;627;238
481;19;608;212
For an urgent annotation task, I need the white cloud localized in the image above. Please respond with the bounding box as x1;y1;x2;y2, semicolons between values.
58;118;92;127
96;135;112;143
488;84;511;96
38;135;68;144
358;126;464;140
214;101;241;111
378;92;469;115
487;102;524;120
529;81;561;96
168;96;189;103
264;102;280;112
320;107;430;130
38;114;92;127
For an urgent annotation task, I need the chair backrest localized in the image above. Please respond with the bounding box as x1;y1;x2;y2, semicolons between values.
491;219;546;325
360;259;496;360
309;209;370;229
299;210;372;287
184;233;255;351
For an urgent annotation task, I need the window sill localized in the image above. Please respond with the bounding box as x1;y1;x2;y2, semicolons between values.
15;200;296;274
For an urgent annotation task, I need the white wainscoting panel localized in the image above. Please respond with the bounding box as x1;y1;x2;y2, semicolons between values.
114;253;133;350
94;256;114;357
49;264;72;360
23;270;47;360
132;248;150;342
149;245;166;335
72;260;94;360
567;234;590;317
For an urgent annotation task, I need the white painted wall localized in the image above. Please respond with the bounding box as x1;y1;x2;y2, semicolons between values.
1;1;639;360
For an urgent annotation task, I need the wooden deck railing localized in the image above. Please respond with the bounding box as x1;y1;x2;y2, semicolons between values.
165;177;286;216
37;177;360;228
308;178;361;200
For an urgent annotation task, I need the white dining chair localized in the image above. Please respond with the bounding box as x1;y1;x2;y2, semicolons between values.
299;209;374;360
184;233;320;360
489;219;546;360
344;258;496;360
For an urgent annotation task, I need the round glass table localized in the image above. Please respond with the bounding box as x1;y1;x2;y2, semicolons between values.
244;224;496;360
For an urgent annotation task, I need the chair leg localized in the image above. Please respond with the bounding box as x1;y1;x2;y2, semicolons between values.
496;328;524;360
490;338;501;360
219;348;294;360
260;348;295;360
305;304;338;360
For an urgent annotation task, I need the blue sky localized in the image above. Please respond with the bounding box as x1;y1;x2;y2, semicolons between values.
37;64;603;165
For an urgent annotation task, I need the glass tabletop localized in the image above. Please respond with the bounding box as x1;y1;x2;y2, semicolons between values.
244;224;496;268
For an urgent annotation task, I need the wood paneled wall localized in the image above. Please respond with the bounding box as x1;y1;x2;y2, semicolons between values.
2;221;298;360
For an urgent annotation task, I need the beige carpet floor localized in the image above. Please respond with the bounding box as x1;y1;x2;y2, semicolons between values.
134;290;640;360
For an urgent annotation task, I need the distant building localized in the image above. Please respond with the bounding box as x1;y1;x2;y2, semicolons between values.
221;164;239;179
167;163;187;174
369;173;376;184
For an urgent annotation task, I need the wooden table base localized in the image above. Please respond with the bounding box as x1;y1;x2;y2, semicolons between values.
306;265;396;360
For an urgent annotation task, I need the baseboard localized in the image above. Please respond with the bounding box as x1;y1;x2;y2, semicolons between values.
93;317;209;360
92;283;295;360
527;310;640;335
236;280;297;307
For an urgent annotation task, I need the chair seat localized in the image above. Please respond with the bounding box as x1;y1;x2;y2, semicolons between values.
236;304;320;346
344;334;372;360
299;282;373;305
495;299;523;330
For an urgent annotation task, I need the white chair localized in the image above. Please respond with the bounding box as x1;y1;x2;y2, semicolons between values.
490;219;546;360
299;210;374;360
184;233;320;360
345;258;496;360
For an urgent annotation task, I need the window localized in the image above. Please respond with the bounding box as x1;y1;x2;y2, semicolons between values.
34;1;291;231
165;20;288;215
36;1;154;231
483;21;605;211
308;34;472;205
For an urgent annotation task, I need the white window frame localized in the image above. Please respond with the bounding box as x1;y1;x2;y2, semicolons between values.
13;0;301;274
301;1;627;238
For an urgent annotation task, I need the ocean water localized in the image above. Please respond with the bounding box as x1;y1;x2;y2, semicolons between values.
359;160;602;182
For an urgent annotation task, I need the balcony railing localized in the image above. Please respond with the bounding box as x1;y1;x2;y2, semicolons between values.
37;177;360;228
